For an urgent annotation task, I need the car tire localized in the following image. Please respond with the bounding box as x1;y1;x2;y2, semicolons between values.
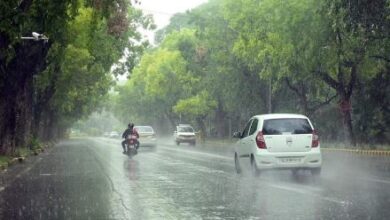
176;141;180;146
190;141;196;146
311;167;321;176
234;153;242;174
250;155;260;177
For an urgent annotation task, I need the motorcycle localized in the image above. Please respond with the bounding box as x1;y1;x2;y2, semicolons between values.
125;134;139;157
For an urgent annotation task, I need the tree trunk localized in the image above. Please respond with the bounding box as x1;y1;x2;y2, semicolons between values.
196;117;206;143
0;96;16;155
164;112;176;130
318;64;358;146
0;39;50;154
339;98;355;146
42;111;58;141
214;100;227;137
267;79;272;113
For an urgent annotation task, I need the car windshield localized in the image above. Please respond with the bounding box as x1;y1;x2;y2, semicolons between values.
135;126;154;133
178;127;194;132
263;118;313;135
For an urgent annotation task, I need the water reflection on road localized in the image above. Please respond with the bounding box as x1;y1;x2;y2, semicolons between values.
1;138;389;219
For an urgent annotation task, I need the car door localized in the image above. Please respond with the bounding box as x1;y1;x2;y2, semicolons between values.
245;118;259;155
237;119;253;158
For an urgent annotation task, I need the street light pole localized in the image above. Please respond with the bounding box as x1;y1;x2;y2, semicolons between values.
20;32;49;43
18;32;49;138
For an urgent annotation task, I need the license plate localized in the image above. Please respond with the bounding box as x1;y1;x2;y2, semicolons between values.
280;158;300;163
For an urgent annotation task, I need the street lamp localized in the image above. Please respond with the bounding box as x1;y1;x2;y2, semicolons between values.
20;32;48;43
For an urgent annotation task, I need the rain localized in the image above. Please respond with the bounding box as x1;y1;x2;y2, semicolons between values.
0;0;389;219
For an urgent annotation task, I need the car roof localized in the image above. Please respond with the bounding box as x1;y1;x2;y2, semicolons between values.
134;125;153;128
253;113;309;120
177;124;193;127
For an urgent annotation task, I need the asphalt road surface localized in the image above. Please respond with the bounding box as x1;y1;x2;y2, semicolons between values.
1;137;390;219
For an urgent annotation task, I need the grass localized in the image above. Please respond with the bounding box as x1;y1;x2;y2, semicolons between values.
0;139;51;170
14;147;33;157
0;155;12;168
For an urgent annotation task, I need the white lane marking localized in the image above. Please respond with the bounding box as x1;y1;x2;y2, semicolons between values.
266;183;350;205
0;186;5;192
150;151;340;205
15;166;33;179
358;177;390;185
39;173;53;176
158;145;233;161
90;139;198;219
93;138;350;206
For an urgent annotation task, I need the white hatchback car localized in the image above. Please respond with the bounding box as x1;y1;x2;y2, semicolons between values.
234;114;322;176
134;126;157;147
174;124;196;146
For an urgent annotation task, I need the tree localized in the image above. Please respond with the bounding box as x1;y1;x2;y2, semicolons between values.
0;0;152;154
116;46;196;128
223;0;390;145
173;91;217;136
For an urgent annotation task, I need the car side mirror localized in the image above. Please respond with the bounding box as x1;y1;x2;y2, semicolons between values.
233;132;241;138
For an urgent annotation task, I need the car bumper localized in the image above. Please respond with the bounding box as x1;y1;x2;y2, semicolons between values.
139;138;157;146
176;137;196;142
253;148;322;170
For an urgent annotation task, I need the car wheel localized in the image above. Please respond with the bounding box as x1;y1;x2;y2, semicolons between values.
250;155;260;177
311;167;321;176
176;141;180;146
190;141;196;146
234;153;242;174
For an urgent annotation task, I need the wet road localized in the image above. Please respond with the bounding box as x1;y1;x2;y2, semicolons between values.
1;137;390;219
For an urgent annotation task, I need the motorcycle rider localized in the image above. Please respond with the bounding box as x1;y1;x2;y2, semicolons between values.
121;123;139;153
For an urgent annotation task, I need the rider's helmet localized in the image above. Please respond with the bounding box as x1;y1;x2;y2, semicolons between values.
128;123;134;128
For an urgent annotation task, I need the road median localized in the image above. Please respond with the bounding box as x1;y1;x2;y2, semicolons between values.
200;138;390;157
321;148;390;156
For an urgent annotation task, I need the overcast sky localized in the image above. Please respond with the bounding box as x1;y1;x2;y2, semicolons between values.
135;0;209;29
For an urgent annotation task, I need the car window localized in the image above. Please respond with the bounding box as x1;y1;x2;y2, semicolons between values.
178;127;194;132
262;118;313;135
248;119;258;136
241;119;253;138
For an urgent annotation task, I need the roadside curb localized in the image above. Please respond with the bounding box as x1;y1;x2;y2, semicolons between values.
321;148;390;157
0;144;52;172
7;157;25;166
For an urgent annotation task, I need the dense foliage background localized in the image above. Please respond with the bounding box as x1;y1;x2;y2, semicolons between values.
0;0;153;154
114;0;389;146
1;0;389;155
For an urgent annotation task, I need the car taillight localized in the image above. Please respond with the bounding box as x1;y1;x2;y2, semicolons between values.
312;130;319;148
256;131;267;149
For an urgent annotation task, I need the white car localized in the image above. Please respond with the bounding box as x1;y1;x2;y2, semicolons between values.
174;124;196;145
233;114;322;176
109;131;119;138
134;126;157;147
